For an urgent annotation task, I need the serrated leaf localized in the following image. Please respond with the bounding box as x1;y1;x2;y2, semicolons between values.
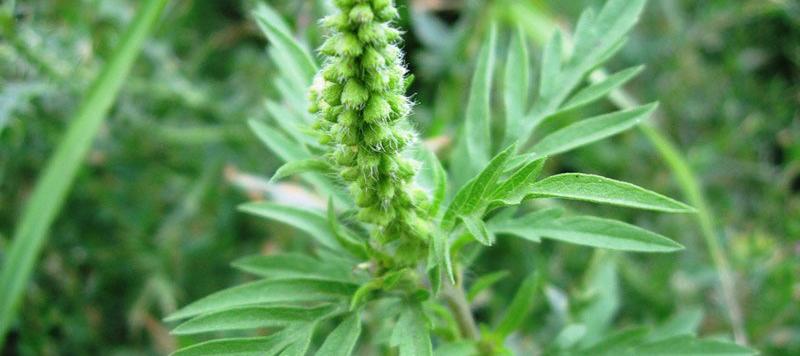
495;271;542;337
460;215;493;246
232;253;353;282
172;305;336;335
253;4;317;84
467;270;509;302
562;66;644;112
526;173;694;213
539;30;562;97
166;279;357;321
390;303;433;356
451;24;497;186
238;202;345;252
487;207;564;242
503;25;530;146
271;158;333;183
535;216;683;252
316;313;362;356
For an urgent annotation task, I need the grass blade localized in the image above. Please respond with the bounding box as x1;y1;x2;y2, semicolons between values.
0;0;169;346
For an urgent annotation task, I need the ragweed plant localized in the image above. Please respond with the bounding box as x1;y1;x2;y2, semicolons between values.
167;1;755;355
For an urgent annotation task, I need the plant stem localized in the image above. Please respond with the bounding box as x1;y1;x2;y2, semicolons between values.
442;271;480;340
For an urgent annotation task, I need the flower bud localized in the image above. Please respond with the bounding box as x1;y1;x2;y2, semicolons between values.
349;4;374;24
341;79;369;108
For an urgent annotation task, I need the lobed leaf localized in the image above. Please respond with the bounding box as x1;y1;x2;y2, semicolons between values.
166;279;357;321
526;173;694;213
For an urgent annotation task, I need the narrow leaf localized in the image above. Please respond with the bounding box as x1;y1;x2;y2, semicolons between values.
232;253;353;282
467;270;510;302
526;173;695;213
316;313;362;356
562;66;644;112
536;216;684;252
489;157;546;207
239;202;344;252
503;25;530;145
166;279;357;321
629;335;756;356
487;207;564;242
172;305;336;335
462;143;516;213
461;215;493;246
539;30;563;97
271;158;333;183
495;271;542;337
253;4;317;83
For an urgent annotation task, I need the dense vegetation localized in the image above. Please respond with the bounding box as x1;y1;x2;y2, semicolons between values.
0;0;797;355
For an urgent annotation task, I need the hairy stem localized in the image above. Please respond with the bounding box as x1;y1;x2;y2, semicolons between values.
442;271;480;340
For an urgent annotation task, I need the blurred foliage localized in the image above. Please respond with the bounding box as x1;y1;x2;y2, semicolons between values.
0;0;797;355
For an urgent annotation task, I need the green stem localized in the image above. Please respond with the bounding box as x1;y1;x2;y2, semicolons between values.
442;271;480;341
0;0;169;347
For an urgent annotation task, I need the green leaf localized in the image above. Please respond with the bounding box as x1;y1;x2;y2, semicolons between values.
503;25;530;146
0;0;169;347
534;216;683;252
419;148;448;218
539;29;563;98
232;253;354;282
278;326;315;356
172;329;299;356
628;335;756;355
166;279;357;321
467;270;509;302
561;66;644;112
271;158;333;183
572;0;646;69
452;24;497;186
487;207;564;242
316;313;362;356
495;271;542;337
391;303;433;356
489;157;546;207
172;305;336;335
431;228;455;284
527;173;694;213
238;202;346;252
435;341;479;356
265;100;315;146
460;215;493;246
326;199;369;259
528;103;657;162
252;4;317;84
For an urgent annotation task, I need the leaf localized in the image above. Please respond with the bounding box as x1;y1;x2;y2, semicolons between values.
529;103;658;162
487;207;564;242
271;158;333;183
316;313;362;356
628;335;756;355
431;228;455;284
451;24;497;186
435;341;479;356
503;25;530;146
420;148;447;218
326;200;369;259
539;29;562;98
391;303;433;356
535;216;683;252
172;326;307;356
460;215;493;246
252;4;317;84
467;270;509;302
489;157;546;207
495;271;542;337
265;100;315;146
0;0;169;346
279;326;315;356
232;253;353;282
561;65;644;112
572;0;646;70
166;279;357;321
527;173;694;213
238;201;346;252
172;305;336;335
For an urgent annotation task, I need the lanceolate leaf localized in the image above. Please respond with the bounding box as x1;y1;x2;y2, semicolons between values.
253;4;317;84
561;66;644;112
539;30;563;98
572;0;647;69
166;279;357;321
232;253;354;282
451;25;497;185
576;334;756;356
489;157;546;207
316;313;362;356
460;214;493;246
527;173;694;213
172;325;312;356
238;202;347;252
391;303;433;356
172;305;337;335
528;103;657;162
503;25;530;146
535;216;683;252
495;271;543;337
487;207;564;242
467;270;510;302
271;158;333;183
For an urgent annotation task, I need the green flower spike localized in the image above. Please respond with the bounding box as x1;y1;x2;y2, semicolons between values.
310;0;430;266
